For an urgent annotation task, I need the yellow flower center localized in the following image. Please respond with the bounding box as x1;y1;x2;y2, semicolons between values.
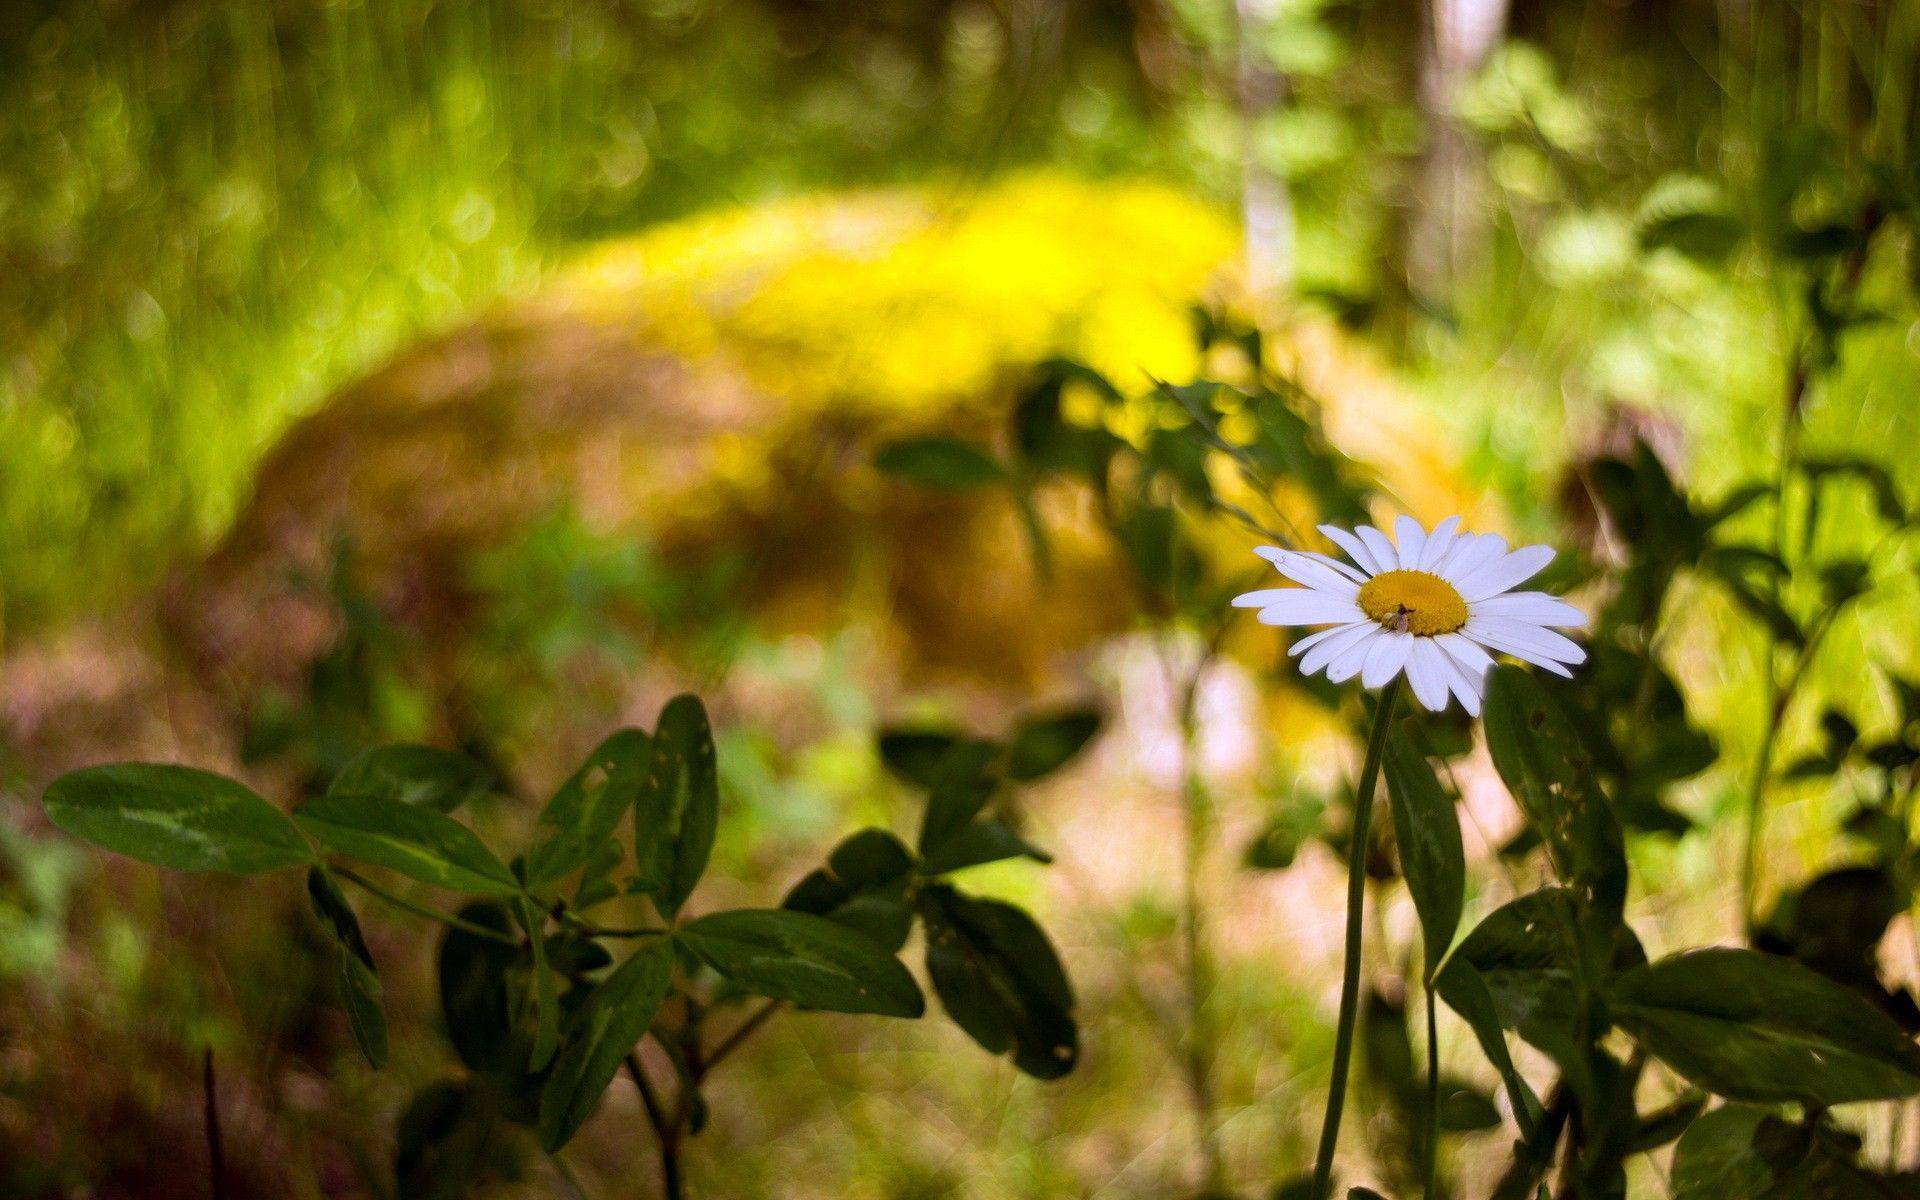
1356;570;1469;636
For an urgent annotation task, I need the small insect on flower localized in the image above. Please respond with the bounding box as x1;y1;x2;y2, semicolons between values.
1232;516;1587;715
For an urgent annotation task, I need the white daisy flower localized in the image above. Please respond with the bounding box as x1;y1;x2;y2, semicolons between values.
1231;516;1587;715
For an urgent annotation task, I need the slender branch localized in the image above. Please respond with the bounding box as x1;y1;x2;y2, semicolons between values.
1310;680;1403;1200
625;1053;683;1200
203;1047;226;1200
705;999;783;1073
331;867;520;945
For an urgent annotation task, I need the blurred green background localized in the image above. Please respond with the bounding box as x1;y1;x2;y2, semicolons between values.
5;0;1920;1196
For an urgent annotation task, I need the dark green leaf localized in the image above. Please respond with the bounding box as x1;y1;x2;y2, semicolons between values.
1611;948;1920;1105
437;902;519;1074
1005;708;1101;780
295;793;519;896
515;898;560;1071
43;763;312;874
1628;1090;1706;1153
920;885;1077;1079
918;819;1052;875
537;937;673;1151
917;741;1001;856
525;729;649;887
677;908;924;1017
1483;667;1628;915
1671;1106;1776;1200
874;437;1007;489
395;1080;505;1200
330;745;492;813
1384;734;1464;977
633;695;718;919
1435;1081;1502;1132
783;829;918;951
1434;957;1542;1133
877;727;974;789
308;868;386;1068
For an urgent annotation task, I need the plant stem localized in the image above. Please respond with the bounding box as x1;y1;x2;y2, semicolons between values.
626;1053;683;1200
332;866;521;945
1309;679;1402;1200
706;999;783;1072
203;1047;226;1200
1424;984;1440;1200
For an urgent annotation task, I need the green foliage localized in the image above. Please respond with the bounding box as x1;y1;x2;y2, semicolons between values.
537;938;673;1152
42;763;313;874
677;909;923;1018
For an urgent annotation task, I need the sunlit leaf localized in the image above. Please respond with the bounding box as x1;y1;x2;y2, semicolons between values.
44;763;313;873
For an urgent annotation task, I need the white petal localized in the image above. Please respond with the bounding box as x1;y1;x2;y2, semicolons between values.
1466;616;1586;664
1258;591;1366;626
1458;544;1557;602
1404;639;1451;711
1325;628;1384;683
1319;524;1383;576
1361;631;1415;689
1393;516;1428;571
1432;645;1485;716
1356;525;1399;575
1289;622;1361;658
1303;551;1369;585
1462;621;1580;677
1254;547;1360;596
1417;516;1462;570
1434;632;1495;677
1436;532;1506;585
1301;623;1379;675
1472;591;1586;627
1232;588;1288;608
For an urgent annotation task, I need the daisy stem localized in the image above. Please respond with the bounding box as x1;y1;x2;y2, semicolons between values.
1309;678;1401;1200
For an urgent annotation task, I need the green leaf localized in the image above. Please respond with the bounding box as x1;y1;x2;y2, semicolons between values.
632;695;718;919
676;908;924;1017
43;763;313;873
1004;708;1101;780
1483;667;1628;915
1671;1106;1776;1200
436;901;519;1073
307;867;386;1068
1433;957;1541;1133
537;937;673;1151
330;745;492;813
874;437;1008;489
515;897;560;1072
1383;734;1464;977
920;884;1077;1079
917;741;1000;855
877;727;974;789
918;819;1051;875
782;829;918;951
1611;948;1920;1105
525;729;649;887
295;793;519;896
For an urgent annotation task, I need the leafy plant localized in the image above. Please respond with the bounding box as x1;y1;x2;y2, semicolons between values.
41;693;1085;1197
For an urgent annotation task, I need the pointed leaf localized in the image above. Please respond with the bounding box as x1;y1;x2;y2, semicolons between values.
308;867;386;1067
633;695;718;919
1384;733;1464;977
330;745;492;813
44;763;313;873
436;902;519;1074
537;937;673;1151
295;794;519;896
525;729;648;887
1005;708;1101;780
1611;948;1920;1105
920;885;1077;1079
1483;667;1627;915
677;908;924;1017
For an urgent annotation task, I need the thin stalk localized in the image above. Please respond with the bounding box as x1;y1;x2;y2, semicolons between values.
625;1053;683;1200
706;999;784;1072
1310;680;1403;1200
203;1047;226;1200
331;866;520;945
1424;985;1440;1200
